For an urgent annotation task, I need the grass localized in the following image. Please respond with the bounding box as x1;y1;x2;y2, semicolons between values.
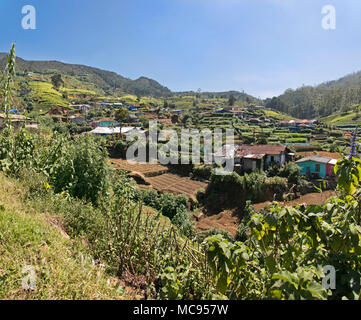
0;173;124;300
320;111;361;125
263;109;296;120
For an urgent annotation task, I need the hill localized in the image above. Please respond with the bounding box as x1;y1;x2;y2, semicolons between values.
0;53;262;105
265;71;361;120
175;90;262;104
0;54;173;98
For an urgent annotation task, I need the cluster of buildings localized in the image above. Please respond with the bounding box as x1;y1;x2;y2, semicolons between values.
88;117;147;137
214;143;338;179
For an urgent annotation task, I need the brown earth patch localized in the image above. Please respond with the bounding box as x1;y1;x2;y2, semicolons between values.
110;158;168;176
195;210;239;236
146;173;208;198
253;190;337;210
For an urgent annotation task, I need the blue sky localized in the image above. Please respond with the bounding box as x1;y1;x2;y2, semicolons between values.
0;0;360;98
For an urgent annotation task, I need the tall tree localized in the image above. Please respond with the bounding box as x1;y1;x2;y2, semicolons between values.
114;107;129;123
0;43;16;126
51;74;64;89
228;95;236;106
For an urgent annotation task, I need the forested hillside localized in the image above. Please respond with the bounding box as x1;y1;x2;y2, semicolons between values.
0;54;173;98
265;71;361;119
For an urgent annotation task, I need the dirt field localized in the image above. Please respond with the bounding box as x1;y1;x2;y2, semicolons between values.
145;173;208;198
110;158;168;176
253;190;337;210
195;210;239;236
110;159;208;198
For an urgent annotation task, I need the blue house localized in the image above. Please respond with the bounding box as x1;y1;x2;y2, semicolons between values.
296;156;336;179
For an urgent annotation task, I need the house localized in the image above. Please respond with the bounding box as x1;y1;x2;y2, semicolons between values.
213;144;294;171
236;145;293;170
89;126;121;137
120;126;148;138
128;114;140;123
70;104;91;114
242;153;265;171
171;109;184;114
296;156;337;179
69;116;86;125
279;120;295;127
249;118;262;124
213;144;240;164
0;113;27;131
97;118;120;127
295;119;317;126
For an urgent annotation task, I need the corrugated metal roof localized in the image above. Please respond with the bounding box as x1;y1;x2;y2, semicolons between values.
296;155;333;164
243;154;265;159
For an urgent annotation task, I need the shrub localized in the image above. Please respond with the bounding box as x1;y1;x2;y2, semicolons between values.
192;165;213;180
278;162;302;184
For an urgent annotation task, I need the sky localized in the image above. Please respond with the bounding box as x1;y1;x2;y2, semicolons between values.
1;0;361;99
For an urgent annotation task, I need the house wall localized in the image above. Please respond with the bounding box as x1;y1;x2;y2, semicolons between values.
243;159;255;171
243;158;264;171
326;163;336;177
297;161;326;178
265;153;285;166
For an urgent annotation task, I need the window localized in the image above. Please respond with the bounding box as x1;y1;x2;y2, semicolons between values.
316;164;320;172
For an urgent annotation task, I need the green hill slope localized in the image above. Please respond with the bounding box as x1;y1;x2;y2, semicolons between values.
0;55;173;98
0;173;124;300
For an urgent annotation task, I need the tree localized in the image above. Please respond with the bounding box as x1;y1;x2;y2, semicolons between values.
51;74;64;89
114;108;129;123
139;115;149;128
171;114;179;124
228;95;236;106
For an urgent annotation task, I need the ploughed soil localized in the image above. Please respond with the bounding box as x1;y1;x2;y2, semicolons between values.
253;190;337;211
196;190;337;236
110;158;169;176
195;210;239;236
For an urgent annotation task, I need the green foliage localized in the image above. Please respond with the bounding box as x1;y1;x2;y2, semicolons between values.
114;107;129;123
334;157;361;195
135;189;188;220
51;74;64;89
0;128;111;204
0;43;16;121
192;165;213;180
171;209;195;238
278;162;302;184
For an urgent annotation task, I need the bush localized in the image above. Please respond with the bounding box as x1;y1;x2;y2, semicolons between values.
192;165;213;180
0;129;111;205
278;162;301;184
172;209;195;238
